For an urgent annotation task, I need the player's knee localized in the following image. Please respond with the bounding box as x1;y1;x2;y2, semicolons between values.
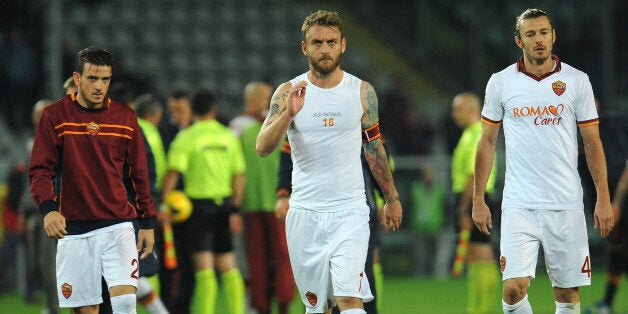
335;296;363;311
110;293;137;313
502;278;529;304
553;287;579;303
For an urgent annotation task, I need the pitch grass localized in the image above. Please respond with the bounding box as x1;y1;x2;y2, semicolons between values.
1;272;626;313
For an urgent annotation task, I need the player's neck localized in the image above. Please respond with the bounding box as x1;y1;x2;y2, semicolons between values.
307;68;343;89
523;56;555;77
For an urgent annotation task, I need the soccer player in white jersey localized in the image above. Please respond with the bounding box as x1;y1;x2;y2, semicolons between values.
256;10;403;314
472;8;614;314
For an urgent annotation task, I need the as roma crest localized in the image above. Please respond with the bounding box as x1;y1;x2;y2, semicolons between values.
500;256;506;272
86;122;100;136
61;282;72;299
305;291;318;306
552;80;566;96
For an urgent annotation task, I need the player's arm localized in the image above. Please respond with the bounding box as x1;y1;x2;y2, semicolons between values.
275;140;292;221
360;81;402;232
472;122;499;236
580;124;614;237
256;81;307;156
28;109;67;239
458;175;475;231
611;162;628;223
228;172;246;234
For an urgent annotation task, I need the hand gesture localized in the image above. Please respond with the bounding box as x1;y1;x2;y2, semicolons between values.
230;213;244;234
275;197;290;221
43;211;67;239
287;81;307;117
382;199;403;232
594;200;614;238
137;228;155;259
472;201;492;236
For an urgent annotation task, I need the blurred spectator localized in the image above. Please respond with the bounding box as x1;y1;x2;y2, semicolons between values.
159;90;193;151
0;160;26;295
0;27;38;130
238;82;295;314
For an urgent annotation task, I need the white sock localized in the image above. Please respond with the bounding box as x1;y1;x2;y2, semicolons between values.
555;301;580;314
136;277;152;299
502;294;532;313
111;293;137;314
340;309;367;314
144;297;170;314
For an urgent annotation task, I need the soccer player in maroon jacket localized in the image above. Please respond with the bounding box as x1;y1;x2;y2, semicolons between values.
29;46;156;314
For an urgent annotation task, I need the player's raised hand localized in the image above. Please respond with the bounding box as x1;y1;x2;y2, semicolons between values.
43;211;67;239
472;200;492;236
137;228;155;259
287;80;307;117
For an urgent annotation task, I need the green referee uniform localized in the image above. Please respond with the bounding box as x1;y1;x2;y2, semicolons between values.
167;118;247;314
168;119;245;201
452;121;497;196
138;118;167;188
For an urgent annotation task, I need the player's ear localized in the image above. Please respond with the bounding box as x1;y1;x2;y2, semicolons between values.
514;35;523;49
301;41;307;56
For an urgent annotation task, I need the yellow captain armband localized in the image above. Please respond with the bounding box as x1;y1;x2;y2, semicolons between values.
362;122;381;143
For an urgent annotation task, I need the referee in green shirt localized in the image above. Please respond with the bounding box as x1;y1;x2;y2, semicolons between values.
161;90;246;314
451;92;499;314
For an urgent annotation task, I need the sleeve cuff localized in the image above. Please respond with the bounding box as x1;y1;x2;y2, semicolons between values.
40;200;58;217
139;217;156;229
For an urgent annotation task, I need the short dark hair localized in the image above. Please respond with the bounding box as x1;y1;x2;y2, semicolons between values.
75;45;114;74
301;10;344;39
170;89;189;100
514;8;552;38
108;82;135;104
191;90;217;115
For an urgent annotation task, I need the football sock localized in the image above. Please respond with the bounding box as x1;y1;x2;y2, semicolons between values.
111;293;137;314
603;271;621;305
222;268;245;314
339;309;366;314
137;278;169;314
137;277;153;299
146;274;161;296
502;294;532;313
555;301;580;313
191;268;217;314
467;260;499;314
373;262;384;312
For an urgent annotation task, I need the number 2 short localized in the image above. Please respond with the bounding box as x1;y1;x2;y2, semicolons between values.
56;222;138;308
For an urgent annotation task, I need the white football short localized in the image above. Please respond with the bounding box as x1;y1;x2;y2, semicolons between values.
286;207;374;313
56;222;138;308
500;208;591;288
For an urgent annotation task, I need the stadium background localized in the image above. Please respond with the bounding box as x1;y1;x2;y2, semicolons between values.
1;0;627;312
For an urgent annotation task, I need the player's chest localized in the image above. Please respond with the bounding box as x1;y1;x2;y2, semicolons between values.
292;95;362;133
501;77;576;124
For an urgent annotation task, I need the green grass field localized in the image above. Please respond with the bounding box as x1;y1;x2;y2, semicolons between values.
1;272;627;313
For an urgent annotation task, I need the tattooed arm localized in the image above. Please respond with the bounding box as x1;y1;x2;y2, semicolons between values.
360;81;403;231
256;80;307;156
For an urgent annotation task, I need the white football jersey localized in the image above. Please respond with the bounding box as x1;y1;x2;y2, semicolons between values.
482;56;598;210
287;71;367;211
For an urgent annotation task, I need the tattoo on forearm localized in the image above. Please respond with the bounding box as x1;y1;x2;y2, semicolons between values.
365;143;396;199
269;103;280;117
